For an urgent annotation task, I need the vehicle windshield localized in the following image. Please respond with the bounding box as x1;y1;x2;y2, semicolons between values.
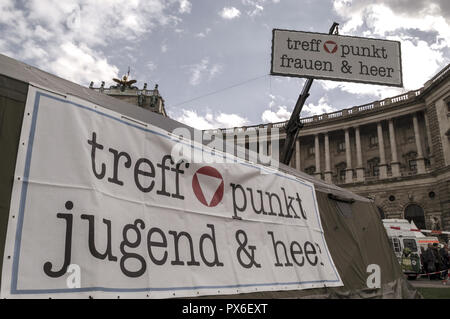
403;238;418;252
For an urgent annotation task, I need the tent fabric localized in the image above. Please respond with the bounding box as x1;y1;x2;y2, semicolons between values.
0;53;420;298
0;74;28;279
316;192;403;290
198;192;420;298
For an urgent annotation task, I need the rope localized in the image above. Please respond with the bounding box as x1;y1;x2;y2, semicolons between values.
171;74;268;107
408;268;450;283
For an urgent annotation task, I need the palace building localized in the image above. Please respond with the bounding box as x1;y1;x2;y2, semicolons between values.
209;64;450;231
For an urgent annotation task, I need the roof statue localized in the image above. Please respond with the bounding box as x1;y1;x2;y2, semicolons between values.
112;67;137;91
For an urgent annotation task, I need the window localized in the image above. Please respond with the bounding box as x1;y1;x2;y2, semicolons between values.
339;168;346;180
367;157;380;177
391;238;402;255
403;238;418;253
409;159;417;172
335;162;346;182
373;165;380;176
305;166;316;175
369;135;378;147
404;151;417;172
308;146;315;157
337;141;346;152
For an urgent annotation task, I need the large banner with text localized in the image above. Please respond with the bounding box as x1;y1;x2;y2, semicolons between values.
1;86;342;298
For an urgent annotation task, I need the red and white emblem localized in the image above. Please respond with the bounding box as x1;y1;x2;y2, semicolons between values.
323;40;338;54
192;166;224;207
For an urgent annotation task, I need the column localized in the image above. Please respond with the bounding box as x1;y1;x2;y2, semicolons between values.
314;134;321;179
424;112;433;159
234;128;244;160
324;132;332;183
354;126;365;182
344;128;353;183
295;139;301;171
388;119;401;177
413;113;426;174
377;121;388;179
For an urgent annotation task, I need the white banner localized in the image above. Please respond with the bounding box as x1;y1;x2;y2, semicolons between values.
271;29;402;87
1;86;342;298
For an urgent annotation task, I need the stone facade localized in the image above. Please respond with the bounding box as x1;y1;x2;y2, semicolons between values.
210;64;450;231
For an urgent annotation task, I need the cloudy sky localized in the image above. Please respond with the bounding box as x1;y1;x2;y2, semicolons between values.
1;0;449;129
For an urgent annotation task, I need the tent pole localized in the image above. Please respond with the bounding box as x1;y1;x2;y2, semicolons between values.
280;22;339;166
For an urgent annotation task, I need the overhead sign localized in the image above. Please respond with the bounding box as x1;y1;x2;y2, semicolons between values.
1;86;342;298
271;29;403;87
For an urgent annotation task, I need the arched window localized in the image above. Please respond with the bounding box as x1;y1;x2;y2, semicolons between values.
404;204;425;229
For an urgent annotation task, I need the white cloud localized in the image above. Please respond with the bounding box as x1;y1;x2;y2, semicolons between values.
0;0;191;86
174;109;249;129
219;7;241;19
49;42;119;85
209;64;223;79
189;58;209;86
20;40;49;61
261;92;295;123
261;96;337;123
248;4;264;17
147;62;157;71
261;106;291;123
301;97;337;117
187;58;223;86
195;27;212;38
242;0;265;17
179;0;192;14
319;80;403;100
261;93;293;123
216;113;249;128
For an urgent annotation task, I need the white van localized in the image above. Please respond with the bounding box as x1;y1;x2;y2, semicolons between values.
382;219;427;278
383;219;420;253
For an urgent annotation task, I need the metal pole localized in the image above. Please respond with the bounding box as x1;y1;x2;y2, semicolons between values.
281;22;339;165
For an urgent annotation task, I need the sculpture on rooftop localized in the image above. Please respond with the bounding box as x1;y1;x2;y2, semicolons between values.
112;68;138;91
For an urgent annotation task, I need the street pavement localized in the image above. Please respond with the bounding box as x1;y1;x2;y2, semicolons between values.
409;276;450;288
